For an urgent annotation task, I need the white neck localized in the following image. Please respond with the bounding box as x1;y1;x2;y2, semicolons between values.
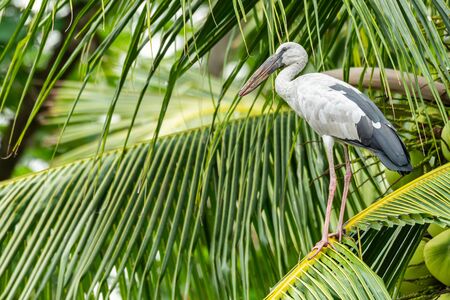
275;61;306;101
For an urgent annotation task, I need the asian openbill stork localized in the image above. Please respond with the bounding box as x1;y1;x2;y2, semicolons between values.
239;42;412;258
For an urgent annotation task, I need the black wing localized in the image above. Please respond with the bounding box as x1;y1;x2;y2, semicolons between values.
330;83;412;174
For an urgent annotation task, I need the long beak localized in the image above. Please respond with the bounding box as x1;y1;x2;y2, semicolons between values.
239;53;284;96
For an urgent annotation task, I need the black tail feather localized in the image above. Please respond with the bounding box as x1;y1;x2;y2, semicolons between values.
341;123;411;174
371;124;412;174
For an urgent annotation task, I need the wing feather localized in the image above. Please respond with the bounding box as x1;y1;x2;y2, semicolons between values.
289;73;411;173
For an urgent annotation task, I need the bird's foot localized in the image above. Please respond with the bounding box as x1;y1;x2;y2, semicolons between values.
328;228;346;242
308;239;335;260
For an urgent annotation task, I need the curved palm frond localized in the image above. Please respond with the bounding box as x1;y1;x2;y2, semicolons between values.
266;163;450;299
265;240;391;300
0;112;383;299
1;110;449;299
266;224;430;299
0;0;449;299
44;65;261;164
346;163;450;231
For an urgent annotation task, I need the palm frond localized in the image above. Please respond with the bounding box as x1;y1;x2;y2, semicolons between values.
267;163;450;299
1;110;449;298
1;0;448;158
265;224;429;298
0;111;382;299
43;65;261;164
265;240;391;300
1;0;449;298
346;163;450;232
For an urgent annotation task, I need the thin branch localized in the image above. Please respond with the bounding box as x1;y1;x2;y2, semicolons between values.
323;67;450;104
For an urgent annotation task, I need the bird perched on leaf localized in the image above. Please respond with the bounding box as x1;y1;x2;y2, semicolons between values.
239;42;412;258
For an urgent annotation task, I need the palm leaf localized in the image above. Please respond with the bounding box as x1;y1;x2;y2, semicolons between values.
1;0;448;156
265;240;391;300
355;224;427;295
1;0;449;299
266;224;429;299
43;66;261;165
1;109;449;298
0;111;383;299
346;163;450;232
266;163;450;299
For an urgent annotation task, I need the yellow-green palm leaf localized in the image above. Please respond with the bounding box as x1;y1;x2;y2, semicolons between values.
265;241;390;300
266;164;450;299
346;164;450;231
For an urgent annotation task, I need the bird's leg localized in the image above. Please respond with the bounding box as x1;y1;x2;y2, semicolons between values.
310;136;337;259
330;144;352;242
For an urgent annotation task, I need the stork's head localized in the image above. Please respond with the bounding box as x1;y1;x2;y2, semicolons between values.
239;42;308;96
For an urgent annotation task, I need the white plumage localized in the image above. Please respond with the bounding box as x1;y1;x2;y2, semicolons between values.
281;73;365;141
239;42;412;258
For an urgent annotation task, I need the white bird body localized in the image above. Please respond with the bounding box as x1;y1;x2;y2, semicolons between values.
272;55;409;172
239;42;412;257
277;73;365;141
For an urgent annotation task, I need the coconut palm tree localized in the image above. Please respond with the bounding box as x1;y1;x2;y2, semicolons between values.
0;0;448;299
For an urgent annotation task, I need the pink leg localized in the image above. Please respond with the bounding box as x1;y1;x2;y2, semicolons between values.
309;136;337;259
335;144;352;241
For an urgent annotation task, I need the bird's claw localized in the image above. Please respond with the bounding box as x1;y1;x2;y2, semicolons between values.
308;239;335;260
